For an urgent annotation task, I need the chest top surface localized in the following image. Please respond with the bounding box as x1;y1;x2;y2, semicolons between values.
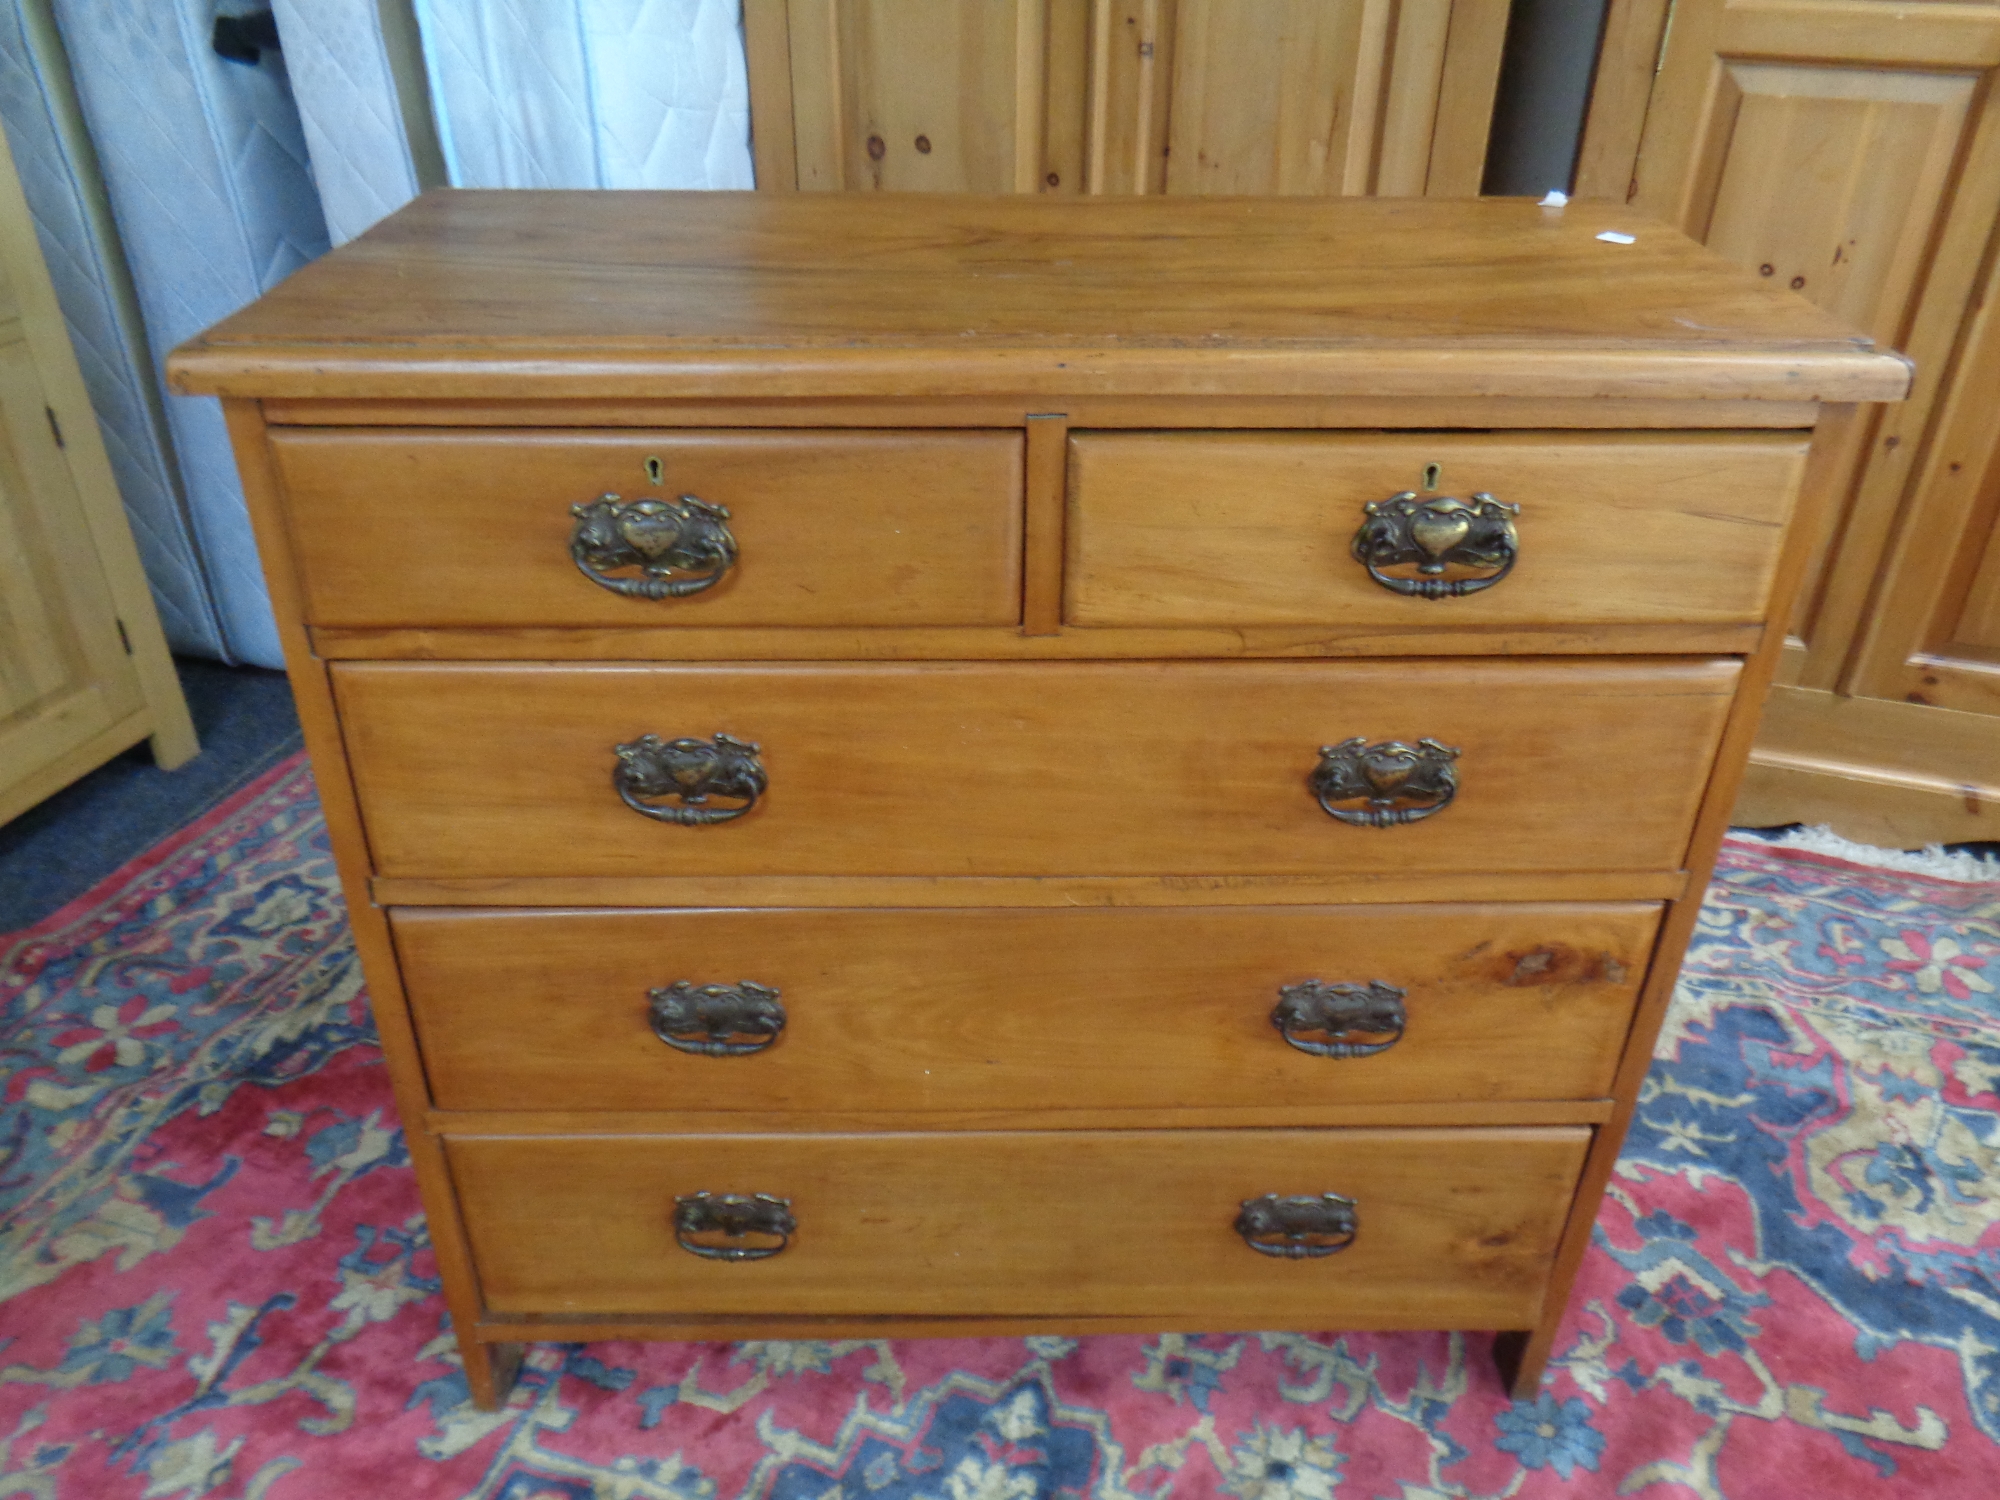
167;192;1908;404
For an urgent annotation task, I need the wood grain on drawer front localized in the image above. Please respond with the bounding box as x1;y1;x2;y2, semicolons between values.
1067;432;1808;627
447;1127;1589;1322
334;659;1739;878
395;904;1660;1112
267;429;1023;627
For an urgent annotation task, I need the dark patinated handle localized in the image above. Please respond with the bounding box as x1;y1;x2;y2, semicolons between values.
1235;1193;1359;1258
1352;491;1519;598
673;1192;795;1260
1271;980;1407;1057
649;981;786;1056
571;492;738;599
613;732;766;826
1309;737;1459;827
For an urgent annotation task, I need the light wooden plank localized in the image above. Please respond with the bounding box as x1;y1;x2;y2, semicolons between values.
743;0;799;190
1083;0;1173;193
1377;0;1453;196
1574;0;1671;201
1425;0;1512;196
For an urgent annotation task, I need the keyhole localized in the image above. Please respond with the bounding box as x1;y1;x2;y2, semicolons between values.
645;456;663;485
1422;462;1442;491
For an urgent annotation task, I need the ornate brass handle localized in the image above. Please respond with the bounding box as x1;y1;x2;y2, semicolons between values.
613;733;766;825
1352;492;1519;598
1309;737;1459;826
1271;980;1407;1057
673;1192;795;1260
649;980;786;1056
1235;1193;1359;1258
571;492;738;599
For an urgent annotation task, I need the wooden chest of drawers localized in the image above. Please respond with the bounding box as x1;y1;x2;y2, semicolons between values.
169;191;1907;1408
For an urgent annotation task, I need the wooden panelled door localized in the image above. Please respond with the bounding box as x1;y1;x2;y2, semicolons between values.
744;0;1510;196
0;126;195;824
1579;0;2000;843
0;249;142;820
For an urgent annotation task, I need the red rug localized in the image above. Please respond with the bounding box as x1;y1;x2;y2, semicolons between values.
3;753;1997;1498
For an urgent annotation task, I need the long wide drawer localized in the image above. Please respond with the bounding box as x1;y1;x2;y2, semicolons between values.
1067;431;1808;628
448;1127;1590;1322
268;428;1024;627
396;904;1659;1112
334;659;1738;878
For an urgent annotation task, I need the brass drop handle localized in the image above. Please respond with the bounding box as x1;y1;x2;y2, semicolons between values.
1235;1193;1359;1258
1352;492;1519;598
1271;980;1407;1057
571;492;738;598
613;733;766;825
673;1192;795;1261
1309;738;1459;826
649;980;786;1056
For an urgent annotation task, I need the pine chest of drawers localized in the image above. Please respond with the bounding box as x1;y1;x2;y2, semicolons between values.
169;191;1908;1407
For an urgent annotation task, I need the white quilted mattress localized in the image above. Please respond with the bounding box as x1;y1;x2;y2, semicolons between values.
38;0;332;667
270;0;428;245
412;0;753;189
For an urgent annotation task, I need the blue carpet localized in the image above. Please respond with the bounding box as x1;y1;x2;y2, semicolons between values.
0;658;302;933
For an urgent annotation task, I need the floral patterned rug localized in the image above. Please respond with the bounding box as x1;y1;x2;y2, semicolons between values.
2;754;1996;1499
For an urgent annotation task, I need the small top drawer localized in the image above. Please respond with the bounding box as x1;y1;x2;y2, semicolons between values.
268;428;1024;628
1066;431;1808;629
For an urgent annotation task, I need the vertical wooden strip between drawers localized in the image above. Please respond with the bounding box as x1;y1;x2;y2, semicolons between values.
1022;413;1070;634
217;396;515;1408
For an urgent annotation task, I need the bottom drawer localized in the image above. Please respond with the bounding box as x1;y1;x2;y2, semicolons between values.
449;1127;1589;1327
